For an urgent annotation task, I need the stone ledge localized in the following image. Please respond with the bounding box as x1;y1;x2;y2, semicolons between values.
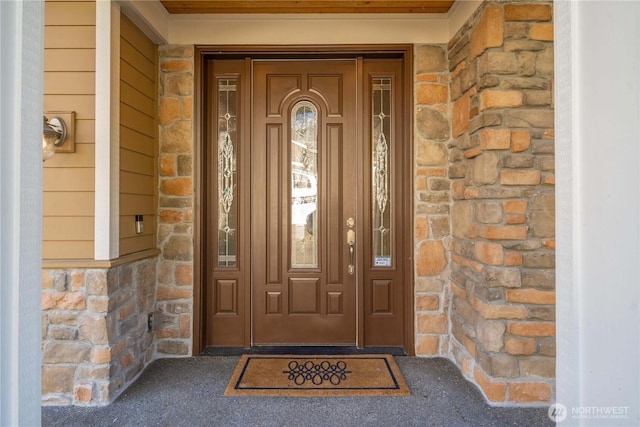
42;248;161;270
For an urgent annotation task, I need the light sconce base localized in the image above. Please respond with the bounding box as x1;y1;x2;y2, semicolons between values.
44;111;76;154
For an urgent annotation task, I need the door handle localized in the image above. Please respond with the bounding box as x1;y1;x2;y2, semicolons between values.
346;218;355;275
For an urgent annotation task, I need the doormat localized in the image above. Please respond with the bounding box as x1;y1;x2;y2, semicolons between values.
224;354;410;396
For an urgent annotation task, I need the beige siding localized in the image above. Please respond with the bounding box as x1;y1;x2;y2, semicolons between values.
119;14;158;256
43;217;94;241
44;72;95;94
121;126;155;157
43;0;96;260
44;49;96;71
42;168;94;192
45;26;96;49
44;1;96;26
43;2;159;261
43;192;94;216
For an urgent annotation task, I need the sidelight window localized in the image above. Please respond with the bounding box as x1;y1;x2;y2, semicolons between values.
372;77;392;267
217;78;238;267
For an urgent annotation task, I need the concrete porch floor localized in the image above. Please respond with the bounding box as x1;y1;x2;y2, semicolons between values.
42;356;553;426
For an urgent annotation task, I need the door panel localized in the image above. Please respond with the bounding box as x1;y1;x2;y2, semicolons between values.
252;60;357;344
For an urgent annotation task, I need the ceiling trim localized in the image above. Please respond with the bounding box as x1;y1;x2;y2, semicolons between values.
168;13;450;44
159;1;455;14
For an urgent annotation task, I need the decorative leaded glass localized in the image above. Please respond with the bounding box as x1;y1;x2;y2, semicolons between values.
290;101;319;269
217;79;238;267
372;78;392;267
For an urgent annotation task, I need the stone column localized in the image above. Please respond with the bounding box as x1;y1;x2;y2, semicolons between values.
414;45;453;356
156;45;195;356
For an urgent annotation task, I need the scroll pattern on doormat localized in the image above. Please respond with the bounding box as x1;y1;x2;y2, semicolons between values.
283;359;352;385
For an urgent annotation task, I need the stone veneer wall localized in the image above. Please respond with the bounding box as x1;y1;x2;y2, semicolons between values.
41;258;156;405
156;45;195;356
413;45;453;356
447;2;555;404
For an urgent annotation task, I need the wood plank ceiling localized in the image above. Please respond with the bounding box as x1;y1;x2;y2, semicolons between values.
160;1;456;14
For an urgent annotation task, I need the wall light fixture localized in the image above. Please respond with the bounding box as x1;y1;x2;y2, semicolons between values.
135;215;144;234
42;112;76;161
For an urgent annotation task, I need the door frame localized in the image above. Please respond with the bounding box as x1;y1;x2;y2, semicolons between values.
192;45;415;355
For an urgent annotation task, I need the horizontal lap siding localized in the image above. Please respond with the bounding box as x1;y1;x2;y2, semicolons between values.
119;14;158;256
43;0;96;259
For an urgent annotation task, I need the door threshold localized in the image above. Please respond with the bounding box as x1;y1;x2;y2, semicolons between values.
202;346;406;356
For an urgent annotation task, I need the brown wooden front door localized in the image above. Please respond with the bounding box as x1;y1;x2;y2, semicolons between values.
252;60;357;344
203;53;410;350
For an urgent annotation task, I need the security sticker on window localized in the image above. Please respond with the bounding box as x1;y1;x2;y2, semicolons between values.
374;257;391;267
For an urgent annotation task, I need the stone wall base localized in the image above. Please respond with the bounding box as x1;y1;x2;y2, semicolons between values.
41;257;157;405
449;337;553;406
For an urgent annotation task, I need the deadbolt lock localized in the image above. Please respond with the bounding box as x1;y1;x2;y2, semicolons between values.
346;217;355;229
